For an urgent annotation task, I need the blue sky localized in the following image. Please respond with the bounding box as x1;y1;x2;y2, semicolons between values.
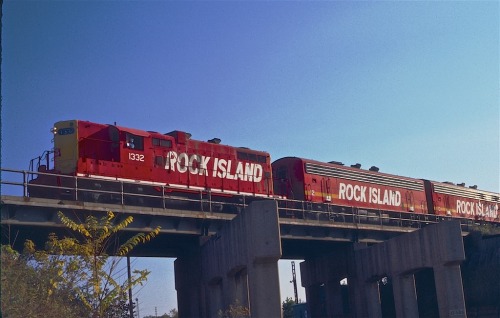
2;1;499;316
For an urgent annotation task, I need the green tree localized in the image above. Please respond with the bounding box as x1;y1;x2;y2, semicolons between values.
1;210;160;318
1;244;87;318
282;297;296;318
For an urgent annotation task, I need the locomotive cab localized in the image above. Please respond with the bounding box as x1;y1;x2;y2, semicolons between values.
51;120;122;175
27;120;81;198
52;120;79;174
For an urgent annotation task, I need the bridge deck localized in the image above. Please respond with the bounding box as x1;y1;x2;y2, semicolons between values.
1;194;475;258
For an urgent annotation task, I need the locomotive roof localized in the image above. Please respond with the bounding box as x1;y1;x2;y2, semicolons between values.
113;124;150;137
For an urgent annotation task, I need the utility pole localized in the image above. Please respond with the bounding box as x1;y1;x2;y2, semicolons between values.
127;256;134;318
291;261;299;303
136;298;140;318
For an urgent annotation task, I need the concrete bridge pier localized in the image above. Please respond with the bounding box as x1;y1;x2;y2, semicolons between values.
300;221;467;318
352;220;467;318
434;263;468;317
174;252;204;317
175;200;282;318
300;246;352;318
391;273;419;317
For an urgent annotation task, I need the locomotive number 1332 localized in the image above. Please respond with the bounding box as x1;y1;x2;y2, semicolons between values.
128;153;145;162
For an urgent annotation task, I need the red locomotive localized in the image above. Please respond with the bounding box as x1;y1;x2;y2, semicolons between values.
28;120;274;209
424;180;499;223
272;157;428;214
28;120;499;225
272;157;499;223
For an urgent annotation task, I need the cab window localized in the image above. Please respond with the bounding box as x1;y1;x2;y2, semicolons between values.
125;133;144;150
153;138;172;148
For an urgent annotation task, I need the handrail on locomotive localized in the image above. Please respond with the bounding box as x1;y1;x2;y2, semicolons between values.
1;168;490;232
28;150;54;180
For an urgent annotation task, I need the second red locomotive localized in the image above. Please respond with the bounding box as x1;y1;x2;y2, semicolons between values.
272;157;428;214
272;157;499;223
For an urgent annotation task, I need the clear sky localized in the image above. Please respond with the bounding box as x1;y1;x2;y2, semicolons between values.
2;1;499;316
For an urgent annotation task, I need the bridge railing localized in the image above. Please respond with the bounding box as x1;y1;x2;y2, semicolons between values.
0;168;483;232
1;168;31;197
274;198;443;229
1;168;251;213
274;197;486;232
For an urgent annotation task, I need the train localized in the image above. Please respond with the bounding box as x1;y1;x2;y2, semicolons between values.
28;119;499;224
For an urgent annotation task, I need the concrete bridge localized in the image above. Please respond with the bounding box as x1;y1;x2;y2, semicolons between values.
1;195;473;317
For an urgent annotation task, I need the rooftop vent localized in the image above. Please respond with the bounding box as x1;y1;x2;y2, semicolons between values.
208;138;221;144
165;131;191;144
328;161;344;166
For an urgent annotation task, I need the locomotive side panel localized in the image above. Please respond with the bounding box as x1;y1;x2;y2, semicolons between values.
302;160;428;214
157;135;273;197
272;157;428;214
72;122;274;198
427;181;499;222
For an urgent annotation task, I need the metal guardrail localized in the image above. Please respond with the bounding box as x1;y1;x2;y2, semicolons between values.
1;168;257;213
0;168;482;231
275;198;445;230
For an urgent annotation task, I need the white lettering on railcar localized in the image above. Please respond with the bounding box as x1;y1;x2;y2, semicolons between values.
457;200;499;219
163;151;263;183
338;182;401;207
